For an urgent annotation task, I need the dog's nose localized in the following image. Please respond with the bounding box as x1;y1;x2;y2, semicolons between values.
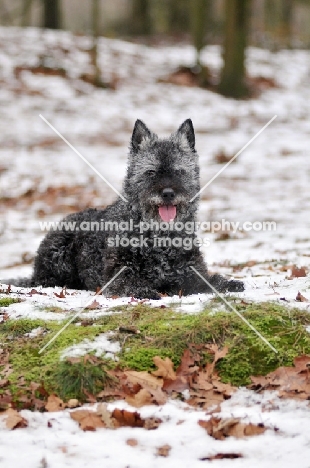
162;188;175;203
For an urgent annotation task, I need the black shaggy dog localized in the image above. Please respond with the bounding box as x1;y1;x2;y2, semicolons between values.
7;119;244;299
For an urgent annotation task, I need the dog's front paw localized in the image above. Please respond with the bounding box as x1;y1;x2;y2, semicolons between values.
131;288;162;300
226;279;244;292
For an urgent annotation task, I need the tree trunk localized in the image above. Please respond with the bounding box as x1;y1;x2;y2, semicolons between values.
131;0;151;35
91;0;101;85
280;0;294;47
43;0;61;29
218;0;249;98
21;0;34;27
190;0;208;67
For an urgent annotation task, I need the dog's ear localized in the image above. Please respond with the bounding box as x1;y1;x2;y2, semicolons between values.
176;119;195;150
131;120;153;151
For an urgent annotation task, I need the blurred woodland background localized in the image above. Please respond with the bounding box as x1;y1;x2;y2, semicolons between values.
1;0;310;97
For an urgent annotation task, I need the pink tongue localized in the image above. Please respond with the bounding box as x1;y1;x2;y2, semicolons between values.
158;205;176;222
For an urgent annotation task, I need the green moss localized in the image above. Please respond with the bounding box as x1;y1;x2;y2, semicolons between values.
0;297;22;307
1;302;310;401
37;305;65;313
1;318;47;337
106;302;310;385
122;347;178;371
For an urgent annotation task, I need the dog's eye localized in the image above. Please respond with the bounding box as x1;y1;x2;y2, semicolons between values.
146;170;156;177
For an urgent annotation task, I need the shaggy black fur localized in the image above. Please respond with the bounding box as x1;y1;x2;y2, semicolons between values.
5;119;244;299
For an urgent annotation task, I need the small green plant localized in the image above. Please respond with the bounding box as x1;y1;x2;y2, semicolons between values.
0;297;21;307
52;356;116;401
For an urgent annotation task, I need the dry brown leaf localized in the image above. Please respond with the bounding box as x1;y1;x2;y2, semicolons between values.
199;417;266;440
45;394;66;412
96;403;116;429
250;355;310;399
28;288;47;296
296;291;308;302
163;375;189;393
156;444;171;457
152;356;176;380
163;348;199;393
143;417;162;430
205;345;229;378
291;266;307;278
4;408;28;430
125;370;167;405
70;409;105;431
188;390;225;409
244;423;266;436
112;408;144;428
294;355;310;373
54;288;66;298
192;373;214;391
125;388;153;408
126;438;138;447
212;380;236;397
85;300;101;310
200;453;242;461
125;371;163;389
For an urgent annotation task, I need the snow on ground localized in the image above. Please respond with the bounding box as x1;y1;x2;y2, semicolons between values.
1;391;310;468
0;26;310;467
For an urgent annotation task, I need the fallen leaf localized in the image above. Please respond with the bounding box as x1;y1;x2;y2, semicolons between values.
125;388;153;408
188;389;225;409
112;408;144;428
70;409;105;431
85;300;101;310
198;417;267;439
125;370;167;405
291;266;307;278
156;444;171;457
4;408;28;430
96;403;116;429
163;349;199;393
152;356;176;380
54;288;66;298
250;355;310;399
200;453;242;461
244;423;266;436
28;288;47;296
45;394;66;412
205;345;228;378
296;291;308;302
126;438;138;447
143;417;162;430
125;371;161;389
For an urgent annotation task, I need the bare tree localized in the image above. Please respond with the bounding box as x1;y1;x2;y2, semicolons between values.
131;0;151;35
42;0;61;29
22;0;34;27
190;0;208;68
218;0;249;98
279;0;294;46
